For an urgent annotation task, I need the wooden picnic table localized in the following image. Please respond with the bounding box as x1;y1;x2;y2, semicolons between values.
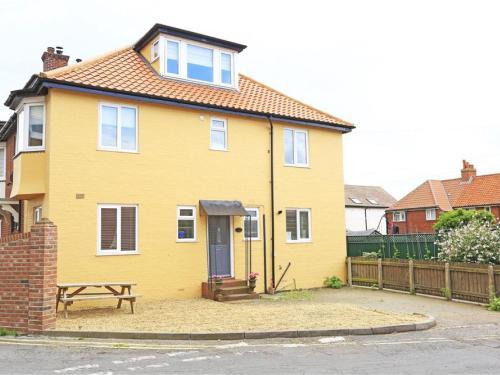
56;282;139;318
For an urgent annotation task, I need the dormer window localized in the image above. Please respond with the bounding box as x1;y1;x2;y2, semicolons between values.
151;40;159;61
159;37;237;89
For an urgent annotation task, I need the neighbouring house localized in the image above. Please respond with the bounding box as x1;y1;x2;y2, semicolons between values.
344;185;396;235
1;24;354;300
386;161;500;234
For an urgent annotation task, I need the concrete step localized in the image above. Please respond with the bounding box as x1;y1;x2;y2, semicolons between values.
220;286;251;295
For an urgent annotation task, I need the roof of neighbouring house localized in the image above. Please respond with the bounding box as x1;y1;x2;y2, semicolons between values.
346;229;382;236
5;41;353;131
344;185;397;208
388;173;500;211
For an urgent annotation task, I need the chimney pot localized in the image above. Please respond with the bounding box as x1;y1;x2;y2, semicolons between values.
47;47;55;53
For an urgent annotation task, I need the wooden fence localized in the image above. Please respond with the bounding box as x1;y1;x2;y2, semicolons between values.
347;257;500;304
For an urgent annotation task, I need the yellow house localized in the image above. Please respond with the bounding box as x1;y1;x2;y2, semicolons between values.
2;24;354;300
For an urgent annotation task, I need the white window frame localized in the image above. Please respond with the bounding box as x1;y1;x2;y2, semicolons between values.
151;39;160;62
97;204;139;255
244;207;260;240
425;208;436;221
210;118;228;151
286;208;312;243
98;103;138;153
393;211;406;222
158;35;238;89
34;206;42;224
367;198;378;204
163;38;181;78
349;198;362;204
176;205;197;242
284;128;309;167
15;100;46;153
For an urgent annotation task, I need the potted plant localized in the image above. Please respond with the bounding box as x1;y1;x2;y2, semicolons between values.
248;272;259;291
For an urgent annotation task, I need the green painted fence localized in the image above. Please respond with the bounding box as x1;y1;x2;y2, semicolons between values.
346;234;438;259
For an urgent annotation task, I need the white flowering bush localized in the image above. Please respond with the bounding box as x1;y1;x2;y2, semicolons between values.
436;221;500;264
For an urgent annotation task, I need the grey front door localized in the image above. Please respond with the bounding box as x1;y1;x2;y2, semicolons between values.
208;216;231;277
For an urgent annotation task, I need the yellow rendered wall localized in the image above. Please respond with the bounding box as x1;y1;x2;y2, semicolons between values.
11;152;46;199
43;88;347;299
139;37;160;73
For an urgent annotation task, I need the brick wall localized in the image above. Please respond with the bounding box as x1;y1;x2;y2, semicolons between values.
0;220;57;333
386;209;440;234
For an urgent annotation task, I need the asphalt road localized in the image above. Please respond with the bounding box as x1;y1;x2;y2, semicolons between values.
2;322;500;375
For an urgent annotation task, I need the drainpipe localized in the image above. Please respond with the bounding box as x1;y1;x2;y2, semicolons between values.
267;116;276;290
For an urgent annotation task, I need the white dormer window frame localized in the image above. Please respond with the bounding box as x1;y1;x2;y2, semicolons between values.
15;97;46;154
151;39;160;62
158;35;238;89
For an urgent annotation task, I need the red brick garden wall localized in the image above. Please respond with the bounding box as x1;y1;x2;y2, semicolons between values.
0;220;57;333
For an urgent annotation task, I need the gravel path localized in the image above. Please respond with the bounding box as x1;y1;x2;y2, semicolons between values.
56;290;426;333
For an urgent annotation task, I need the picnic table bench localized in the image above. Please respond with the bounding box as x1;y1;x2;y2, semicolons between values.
56;282;139;318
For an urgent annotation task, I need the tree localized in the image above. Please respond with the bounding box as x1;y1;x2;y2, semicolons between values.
433;208;496;232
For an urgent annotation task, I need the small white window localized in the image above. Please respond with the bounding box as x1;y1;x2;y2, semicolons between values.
34;206;42;224
98;204;138;255
210;118;227;151
349;198;362;204
284;129;309;167
425;208;436;221
484;206;491;212
286;208;311;242
166;40;180;75
367;198;378;205
177;206;196;242
151;40;159;61
393;211;406;222
244;208;260;239
99;104;137;152
16;103;45;153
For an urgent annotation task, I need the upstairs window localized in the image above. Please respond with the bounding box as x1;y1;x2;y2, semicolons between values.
425;208;436;221
187;44;213;82
284;129;308;167
286;209;311;242
166;40;179;75
99;104;137;152
98;204;138;254
16;103;45;153
393;211;406;222
210;118;227;151
221;53;232;85
0;146;5;180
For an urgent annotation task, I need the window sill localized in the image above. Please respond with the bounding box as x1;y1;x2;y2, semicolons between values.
14;149;46;159
284;164;310;169
243;238;261;241
286;240;312;244
97;148;139;154
161;73;239;91
96;251;140;256
176;240;198;243
209;147;228;152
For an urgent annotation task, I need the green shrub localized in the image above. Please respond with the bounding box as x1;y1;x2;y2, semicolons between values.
324;276;343;289
488;297;500;312
0;327;17;336
434;209;495;232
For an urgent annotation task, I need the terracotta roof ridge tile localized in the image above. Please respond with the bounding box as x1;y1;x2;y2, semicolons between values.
239;73;353;127
427;180;439;207
41;45;133;79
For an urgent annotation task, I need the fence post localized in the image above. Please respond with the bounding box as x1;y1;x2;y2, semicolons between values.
409;259;415;294
444;262;451;300
488;265;496;302
378;258;383;290
347;257;353;287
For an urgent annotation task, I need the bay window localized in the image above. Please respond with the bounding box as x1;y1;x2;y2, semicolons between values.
16;102;45;153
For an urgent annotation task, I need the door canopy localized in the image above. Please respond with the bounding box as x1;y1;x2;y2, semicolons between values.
199;200;249;216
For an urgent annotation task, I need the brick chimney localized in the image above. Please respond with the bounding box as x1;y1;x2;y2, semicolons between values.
41;46;69;72
461;160;477;181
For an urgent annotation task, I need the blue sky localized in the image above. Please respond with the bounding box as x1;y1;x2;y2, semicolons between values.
1;0;498;198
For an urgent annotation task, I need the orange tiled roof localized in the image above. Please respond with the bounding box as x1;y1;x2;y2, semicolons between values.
40;47;352;128
388;173;500;211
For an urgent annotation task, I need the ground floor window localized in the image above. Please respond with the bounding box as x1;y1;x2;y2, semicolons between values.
286;208;311;242
98;204;137;254
177;205;196;241
244;207;260;239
